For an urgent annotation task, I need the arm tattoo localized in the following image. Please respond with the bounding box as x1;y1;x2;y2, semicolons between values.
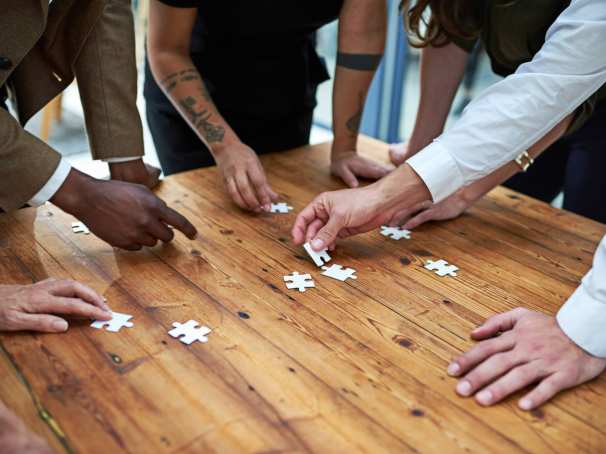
178;96;225;143
337;52;382;71
159;67;202;93
346;92;364;137
346;109;362;136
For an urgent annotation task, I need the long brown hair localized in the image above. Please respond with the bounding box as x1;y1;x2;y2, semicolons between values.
399;0;482;48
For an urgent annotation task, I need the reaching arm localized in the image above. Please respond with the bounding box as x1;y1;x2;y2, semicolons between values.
390;42;469;165
147;0;278;212
330;0;393;188
147;2;229;152
407;0;606;203
402;112;574;230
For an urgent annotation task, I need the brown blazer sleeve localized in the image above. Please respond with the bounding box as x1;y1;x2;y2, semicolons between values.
73;0;144;160
0;108;62;211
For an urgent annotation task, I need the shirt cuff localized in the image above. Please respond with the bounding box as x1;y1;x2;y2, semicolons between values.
406;141;465;203
557;278;606;358
27;158;72;207
103;157;141;163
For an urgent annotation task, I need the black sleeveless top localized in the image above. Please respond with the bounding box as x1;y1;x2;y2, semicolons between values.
145;0;343;118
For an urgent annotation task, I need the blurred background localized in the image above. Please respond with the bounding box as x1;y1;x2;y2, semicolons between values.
25;0;501;181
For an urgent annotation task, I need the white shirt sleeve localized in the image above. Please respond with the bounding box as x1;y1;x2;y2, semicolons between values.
405;0;606;358
557;236;606;358
27;158;72;207
407;0;606;203
103;157;141;163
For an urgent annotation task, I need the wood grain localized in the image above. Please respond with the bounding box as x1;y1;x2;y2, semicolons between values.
0;137;604;453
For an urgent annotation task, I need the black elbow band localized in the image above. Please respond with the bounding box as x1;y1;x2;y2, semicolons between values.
336;52;382;71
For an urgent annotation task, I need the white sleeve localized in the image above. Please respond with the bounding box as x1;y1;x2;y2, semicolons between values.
407;0;606;202
103;157;141;163
27;158;72;207
557;236;606;358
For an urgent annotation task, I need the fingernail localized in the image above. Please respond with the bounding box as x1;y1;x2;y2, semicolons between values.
447;362;460;376
312;239;324;250
476;390;493;405
519;398;533;410
456;380;472;396
263;204;271;212
53;320;68;331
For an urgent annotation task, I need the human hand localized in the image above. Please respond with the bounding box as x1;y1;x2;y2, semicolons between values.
0;279;111;333
109;159;161;189
0;404;52;454
448;308;606;410
330;150;394;188
396;187;473;230
51;169;197;250
214;142;279;212
292;164;431;250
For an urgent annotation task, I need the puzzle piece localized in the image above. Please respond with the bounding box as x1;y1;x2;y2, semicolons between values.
71;221;90;235
168;320;212;345
321;264;357;282
380;225;411;240
425;259;459;277
90;311;134;332
303;242;332;267
284;272;315;292
270;202;293;214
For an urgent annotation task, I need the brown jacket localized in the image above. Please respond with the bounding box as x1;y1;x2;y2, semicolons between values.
0;0;144;211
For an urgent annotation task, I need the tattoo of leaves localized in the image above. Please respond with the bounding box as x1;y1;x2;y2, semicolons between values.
179;96;225;143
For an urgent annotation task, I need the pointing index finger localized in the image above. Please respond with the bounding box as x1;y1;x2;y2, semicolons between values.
159;205;197;240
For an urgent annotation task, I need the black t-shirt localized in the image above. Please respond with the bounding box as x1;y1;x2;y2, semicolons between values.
146;0;343;118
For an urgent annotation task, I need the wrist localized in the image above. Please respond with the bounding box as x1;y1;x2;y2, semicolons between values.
406;135;432;158
209;132;240;158
331;137;357;158
375;164;432;210
50;168;98;217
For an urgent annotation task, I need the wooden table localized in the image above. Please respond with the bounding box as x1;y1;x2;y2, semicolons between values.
1;138;605;453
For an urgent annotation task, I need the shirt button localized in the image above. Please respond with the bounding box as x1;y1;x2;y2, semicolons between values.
0;57;12;70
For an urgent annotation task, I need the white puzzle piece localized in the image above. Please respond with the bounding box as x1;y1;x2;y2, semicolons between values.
71;221;90;235
90;311;134;332
270;203;293;214
380;225;411;240
284;272;315;292
321;264;357;282
303;242;332;267
425;259;459;277
169;320;212;345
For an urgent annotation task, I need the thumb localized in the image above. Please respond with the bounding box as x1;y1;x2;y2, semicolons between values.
311;215;345;251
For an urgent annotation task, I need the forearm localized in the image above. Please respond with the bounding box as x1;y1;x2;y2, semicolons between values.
148;51;238;157
332;0;386;155
408;43;468;154
461;112;574;203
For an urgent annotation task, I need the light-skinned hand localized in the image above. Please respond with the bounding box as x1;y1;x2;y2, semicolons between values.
330;150;394;188
448;308;606;410
214;142;279;212
0;279;111;333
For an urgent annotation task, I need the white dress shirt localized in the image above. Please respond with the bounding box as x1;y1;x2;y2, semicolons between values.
407;0;606;357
